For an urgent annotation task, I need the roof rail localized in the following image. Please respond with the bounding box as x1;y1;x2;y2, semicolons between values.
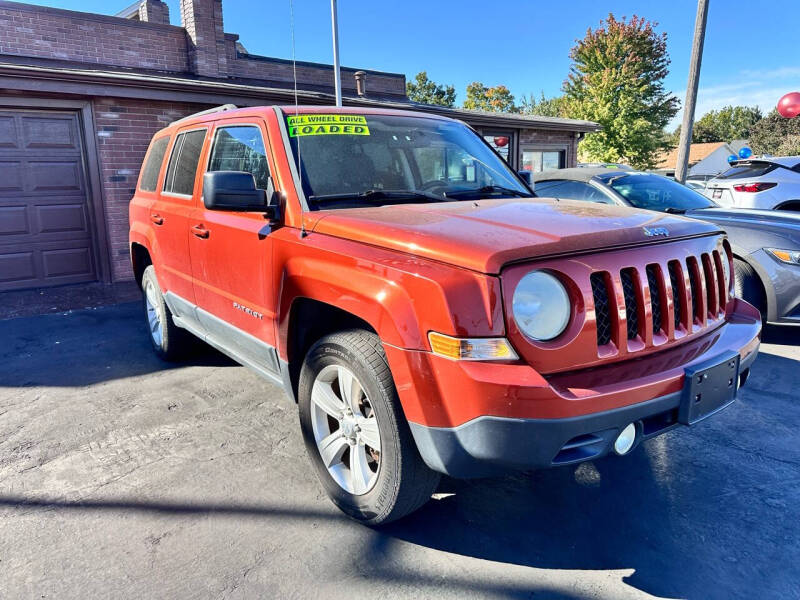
170;104;238;126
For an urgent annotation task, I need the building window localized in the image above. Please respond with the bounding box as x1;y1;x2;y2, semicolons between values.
483;131;514;163
521;149;565;173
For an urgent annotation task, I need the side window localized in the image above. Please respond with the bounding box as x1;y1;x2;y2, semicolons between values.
139;136;169;192
208;125;270;189
163;129;207;196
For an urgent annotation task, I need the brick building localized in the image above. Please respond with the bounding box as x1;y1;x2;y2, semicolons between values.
0;0;599;291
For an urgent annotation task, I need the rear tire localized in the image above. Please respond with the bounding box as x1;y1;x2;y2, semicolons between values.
734;259;767;323
298;329;440;525
141;265;195;361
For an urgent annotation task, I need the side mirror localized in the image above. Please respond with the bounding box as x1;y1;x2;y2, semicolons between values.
203;171;280;220
517;170;534;189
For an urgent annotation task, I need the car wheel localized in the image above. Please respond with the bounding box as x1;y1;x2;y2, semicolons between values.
734;259;767;323
141;265;195;360
298;329;440;525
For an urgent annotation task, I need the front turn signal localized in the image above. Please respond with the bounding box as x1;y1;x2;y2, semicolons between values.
428;332;519;361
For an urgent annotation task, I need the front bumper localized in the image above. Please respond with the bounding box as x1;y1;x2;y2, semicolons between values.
383;299;761;478
410;348;757;478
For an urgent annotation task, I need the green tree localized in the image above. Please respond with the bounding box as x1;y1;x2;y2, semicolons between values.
519;92;568;117
563;14;679;169
749;109;800;156
406;71;456;107
691;105;763;142
463;82;517;113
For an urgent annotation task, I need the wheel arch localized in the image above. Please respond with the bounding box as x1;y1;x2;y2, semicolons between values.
774;200;800;211
282;297;379;402
733;252;775;321
130;242;152;289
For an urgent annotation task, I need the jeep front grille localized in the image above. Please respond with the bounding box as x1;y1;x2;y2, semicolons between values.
590;272;612;346
620;268;639;340
590;250;728;349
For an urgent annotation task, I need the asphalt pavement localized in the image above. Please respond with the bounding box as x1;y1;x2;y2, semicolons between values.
0;301;798;599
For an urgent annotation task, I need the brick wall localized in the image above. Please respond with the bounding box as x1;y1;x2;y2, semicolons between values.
0;1;407;96
230;52;406;97
519;129;580;167
93;98;209;280
0;1;188;72
138;0;170;25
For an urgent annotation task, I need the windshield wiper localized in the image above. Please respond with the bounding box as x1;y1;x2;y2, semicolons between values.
445;185;533;199
308;189;445;205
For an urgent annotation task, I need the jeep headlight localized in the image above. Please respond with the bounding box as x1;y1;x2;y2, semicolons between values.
512;271;571;341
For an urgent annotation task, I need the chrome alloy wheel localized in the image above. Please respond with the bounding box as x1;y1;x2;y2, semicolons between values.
310;365;381;495
144;280;164;347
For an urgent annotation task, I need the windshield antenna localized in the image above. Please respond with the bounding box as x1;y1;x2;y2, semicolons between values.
289;0;307;237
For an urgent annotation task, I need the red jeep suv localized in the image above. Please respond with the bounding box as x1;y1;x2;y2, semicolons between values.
129;105;761;524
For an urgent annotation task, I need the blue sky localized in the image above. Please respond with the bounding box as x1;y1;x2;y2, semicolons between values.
20;0;800;127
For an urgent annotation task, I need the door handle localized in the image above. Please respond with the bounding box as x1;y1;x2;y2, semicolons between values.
191;224;210;239
150;213;164;225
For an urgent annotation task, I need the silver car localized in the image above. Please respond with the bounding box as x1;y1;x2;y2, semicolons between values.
533;168;800;325
704;157;800;211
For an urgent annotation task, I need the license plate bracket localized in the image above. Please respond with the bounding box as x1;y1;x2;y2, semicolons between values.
712;189;722;199
680;352;740;425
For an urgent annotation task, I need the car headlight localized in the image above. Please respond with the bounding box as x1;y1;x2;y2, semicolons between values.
765;248;800;265
512;271;571;341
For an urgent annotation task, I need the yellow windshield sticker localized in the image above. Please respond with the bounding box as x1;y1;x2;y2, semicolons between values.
287;114;370;137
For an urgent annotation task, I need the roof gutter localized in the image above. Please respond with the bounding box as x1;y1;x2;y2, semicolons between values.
0;60;601;133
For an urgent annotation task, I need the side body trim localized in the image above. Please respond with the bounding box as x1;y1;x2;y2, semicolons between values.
164;291;288;393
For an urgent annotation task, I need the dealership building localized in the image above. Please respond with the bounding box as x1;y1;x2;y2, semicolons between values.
0;0;599;292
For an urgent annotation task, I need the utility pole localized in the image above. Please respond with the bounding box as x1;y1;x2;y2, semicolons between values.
331;0;342;107
675;0;710;183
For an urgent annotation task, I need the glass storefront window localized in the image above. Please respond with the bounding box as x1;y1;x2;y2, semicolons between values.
483;132;513;163
521;149;564;172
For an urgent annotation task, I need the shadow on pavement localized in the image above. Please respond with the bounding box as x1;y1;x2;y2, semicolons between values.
762;324;799;345
0;302;236;387
0;495;588;600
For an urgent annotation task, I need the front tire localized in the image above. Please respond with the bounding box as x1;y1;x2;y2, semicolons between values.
734;259;767;323
298;330;440;525
141;265;195;361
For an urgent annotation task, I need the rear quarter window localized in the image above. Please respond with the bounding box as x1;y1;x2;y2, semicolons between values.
138;136;170;192
163;129;207;196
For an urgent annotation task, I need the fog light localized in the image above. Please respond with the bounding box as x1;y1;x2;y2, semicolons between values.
614;423;637;455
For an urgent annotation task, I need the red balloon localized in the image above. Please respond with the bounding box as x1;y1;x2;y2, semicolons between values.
777;92;800;119
493;136;509;147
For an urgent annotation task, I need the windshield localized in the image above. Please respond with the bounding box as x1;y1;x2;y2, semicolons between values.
285;113;532;210
602;173;715;212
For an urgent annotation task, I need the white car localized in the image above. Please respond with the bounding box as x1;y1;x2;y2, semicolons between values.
704;157;800;211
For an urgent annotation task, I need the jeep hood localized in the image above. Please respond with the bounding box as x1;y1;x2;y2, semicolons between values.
307;198;721;274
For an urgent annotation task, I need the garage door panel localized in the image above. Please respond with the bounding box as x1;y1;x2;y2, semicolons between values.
0;206;29;236
37;203;89;234
0;116;18;148
28;160;84;193
21;115;78;150
0;161;24;192
0;251;36;284
42;246;92;278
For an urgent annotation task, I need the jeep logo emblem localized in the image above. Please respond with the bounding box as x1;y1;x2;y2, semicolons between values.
643;226;669;237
